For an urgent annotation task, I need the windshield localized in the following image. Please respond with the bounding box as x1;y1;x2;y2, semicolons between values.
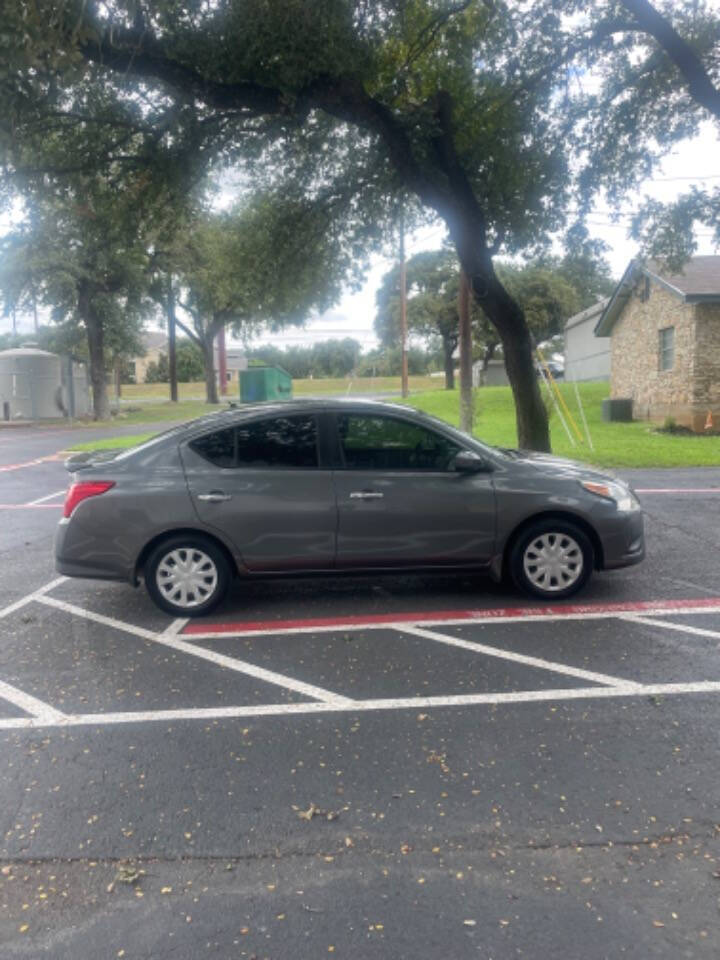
412;408;511;460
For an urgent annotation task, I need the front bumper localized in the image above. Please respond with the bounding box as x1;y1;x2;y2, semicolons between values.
599;509;645;570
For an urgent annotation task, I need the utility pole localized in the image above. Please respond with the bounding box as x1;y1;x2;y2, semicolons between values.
458;268;473;434
399;207;409;398
218;325;228;396
167;276;178;403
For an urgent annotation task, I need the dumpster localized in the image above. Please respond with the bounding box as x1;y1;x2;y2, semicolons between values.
239;366;293;403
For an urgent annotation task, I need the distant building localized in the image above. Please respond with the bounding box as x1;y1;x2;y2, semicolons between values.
564;298;611;381
596;257;720;432
132;331;168;383
472;357;509;387
131;330;247;386
213;343;248;386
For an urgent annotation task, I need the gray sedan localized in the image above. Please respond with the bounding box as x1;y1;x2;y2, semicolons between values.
55;399;644;617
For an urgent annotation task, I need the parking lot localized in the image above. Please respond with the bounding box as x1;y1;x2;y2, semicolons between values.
1;425;720;958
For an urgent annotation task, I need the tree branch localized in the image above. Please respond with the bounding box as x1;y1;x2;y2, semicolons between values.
399;1;474;74
620;0;720;122
79;20;286;115
174;315;202;345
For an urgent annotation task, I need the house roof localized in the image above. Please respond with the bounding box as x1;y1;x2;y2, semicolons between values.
564;297;610;333
141;330;168;351
595;256;720;337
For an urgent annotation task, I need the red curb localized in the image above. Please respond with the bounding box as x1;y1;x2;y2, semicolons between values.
182;596;720;636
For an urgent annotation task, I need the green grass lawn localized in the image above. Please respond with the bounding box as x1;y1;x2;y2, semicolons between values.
87;375;443;428
400;382;720;468
69;432;157;452
119;374;443;403
71;380;720;468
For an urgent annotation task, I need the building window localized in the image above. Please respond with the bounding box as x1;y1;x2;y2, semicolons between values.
659;327;675;371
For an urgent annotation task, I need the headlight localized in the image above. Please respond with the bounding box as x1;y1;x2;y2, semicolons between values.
581;480;639;512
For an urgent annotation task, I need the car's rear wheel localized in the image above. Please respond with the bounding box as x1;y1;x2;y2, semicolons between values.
509;520;593;600
145;535;230;617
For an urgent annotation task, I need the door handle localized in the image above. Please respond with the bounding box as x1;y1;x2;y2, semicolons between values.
349;491;384;500
197;492;232;502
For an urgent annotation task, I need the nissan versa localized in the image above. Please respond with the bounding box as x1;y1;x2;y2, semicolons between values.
55;399;645;616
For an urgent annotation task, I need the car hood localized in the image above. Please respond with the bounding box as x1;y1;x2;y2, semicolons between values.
499;449;622;484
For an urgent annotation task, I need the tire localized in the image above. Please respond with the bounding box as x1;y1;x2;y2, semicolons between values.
509;519;594;600
144;534;230;617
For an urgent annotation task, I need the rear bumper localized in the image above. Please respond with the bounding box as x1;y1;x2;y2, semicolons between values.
55;518;135;583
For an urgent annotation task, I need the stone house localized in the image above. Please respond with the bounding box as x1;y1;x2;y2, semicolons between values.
595;257;720;432
564;298;611;381
131;330;168;383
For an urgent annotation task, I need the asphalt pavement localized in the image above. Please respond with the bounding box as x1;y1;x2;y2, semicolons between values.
1;423;720;959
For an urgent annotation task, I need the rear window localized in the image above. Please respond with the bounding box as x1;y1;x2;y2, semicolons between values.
189;415;318;469
236;415;318;468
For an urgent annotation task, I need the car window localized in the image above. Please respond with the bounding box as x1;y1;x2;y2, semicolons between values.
236;415;318;468
337;414;460;471
189;427;236;468
190;416;319;469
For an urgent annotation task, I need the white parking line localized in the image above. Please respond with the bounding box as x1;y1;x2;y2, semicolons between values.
26;489;66;505
394;624;641;689
635;488;720;494
162;617;190;636
36;595;353;705
0;679;66;723
0;577;68;620
2;680;720;729
620;614;720;642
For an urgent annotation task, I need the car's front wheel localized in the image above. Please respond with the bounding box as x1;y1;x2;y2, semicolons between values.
145;535;230;617
509;520;593;600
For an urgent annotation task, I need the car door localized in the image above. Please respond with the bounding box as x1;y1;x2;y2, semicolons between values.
332;412;496;568
181;412;337;571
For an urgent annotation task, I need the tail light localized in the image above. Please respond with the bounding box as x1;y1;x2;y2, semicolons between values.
63;481;115;518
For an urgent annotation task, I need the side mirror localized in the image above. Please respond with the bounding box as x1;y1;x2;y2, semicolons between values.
453;450;492;473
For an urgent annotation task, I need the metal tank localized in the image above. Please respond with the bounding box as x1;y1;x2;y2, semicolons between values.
61;358;91;418
0;347;64;420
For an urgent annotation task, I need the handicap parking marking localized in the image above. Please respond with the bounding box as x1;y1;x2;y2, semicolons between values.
4;681;720;731
619;613;720;642
35;593;354;705
0;678;66;724
393;623;642;689
0;576;68;620
3;577;720;731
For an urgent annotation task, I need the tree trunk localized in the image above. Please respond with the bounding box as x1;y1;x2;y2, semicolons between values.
448;221;550;451
201;317;224;405
79;282;110;420
477;275;548;451
203;335;219;404
442;336;455;390
167;277;178;403
458;268;473;433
